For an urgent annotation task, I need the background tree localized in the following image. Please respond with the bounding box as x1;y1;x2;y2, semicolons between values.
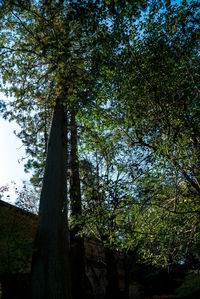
103;0;200;269
75;0;200;274
69;107;87;299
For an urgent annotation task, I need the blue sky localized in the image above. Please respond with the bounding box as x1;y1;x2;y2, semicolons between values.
0;94;31;202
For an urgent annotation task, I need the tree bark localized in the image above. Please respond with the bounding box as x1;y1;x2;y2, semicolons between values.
30;98;72;299
104;247;121;299
69;107;87;299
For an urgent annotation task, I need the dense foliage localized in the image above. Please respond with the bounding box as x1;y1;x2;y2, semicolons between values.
74;0;200;270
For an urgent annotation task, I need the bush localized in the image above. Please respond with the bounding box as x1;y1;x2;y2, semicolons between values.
175;271;200;298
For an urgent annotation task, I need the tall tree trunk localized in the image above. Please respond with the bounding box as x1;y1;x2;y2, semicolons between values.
124;252;132;299
69;107;87;299
104;246;121;299
30;98;72;299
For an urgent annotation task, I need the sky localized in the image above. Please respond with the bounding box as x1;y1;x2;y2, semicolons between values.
0;94;31;202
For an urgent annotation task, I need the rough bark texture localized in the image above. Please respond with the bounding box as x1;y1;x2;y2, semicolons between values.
30;99;71;299
69;108;87;299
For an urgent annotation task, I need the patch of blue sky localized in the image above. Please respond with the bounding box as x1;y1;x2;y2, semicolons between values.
0;92;31;203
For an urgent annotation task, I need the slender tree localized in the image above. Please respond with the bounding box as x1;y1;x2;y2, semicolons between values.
69;107;87;299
